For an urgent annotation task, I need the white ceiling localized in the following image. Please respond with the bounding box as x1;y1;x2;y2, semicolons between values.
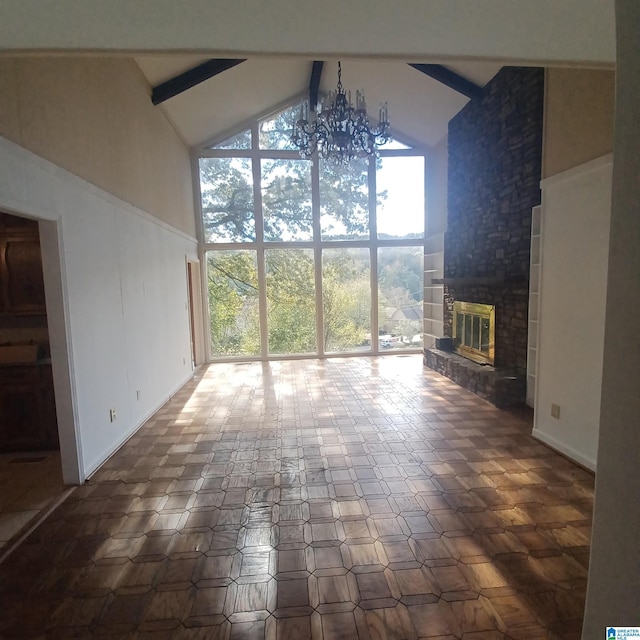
135;56;503;149
0;1;615;65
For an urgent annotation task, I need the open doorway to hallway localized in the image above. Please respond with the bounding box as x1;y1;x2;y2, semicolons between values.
0;211;66;555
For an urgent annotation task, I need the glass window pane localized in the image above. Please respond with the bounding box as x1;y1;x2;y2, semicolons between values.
259;103;301;150
266;249;316;355
262;159;312;241
207;250;260;357
319;157;370;240
200;158;255;242
481;317;490;353
464;314;472;346
208;129;252;150
376;156;425;239
472;315;481;350
323;249;371;354
378;247;423;350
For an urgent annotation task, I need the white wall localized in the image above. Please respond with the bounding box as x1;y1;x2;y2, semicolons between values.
0;135;197;482
533;155;612;470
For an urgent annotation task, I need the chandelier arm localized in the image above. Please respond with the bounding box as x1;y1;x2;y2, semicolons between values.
291;61;390;164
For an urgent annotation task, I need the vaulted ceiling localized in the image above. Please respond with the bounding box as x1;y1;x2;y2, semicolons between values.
1;1;614;151
135;56;502;149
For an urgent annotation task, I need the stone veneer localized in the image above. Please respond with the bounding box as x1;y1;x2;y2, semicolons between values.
424;349;525;408
425;67;544;405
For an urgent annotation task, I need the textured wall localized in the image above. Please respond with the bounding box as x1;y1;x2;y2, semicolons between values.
444;67;544;378
0;57;195;237
543;68;615;178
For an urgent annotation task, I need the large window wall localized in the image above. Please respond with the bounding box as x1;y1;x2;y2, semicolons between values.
197;101;426;360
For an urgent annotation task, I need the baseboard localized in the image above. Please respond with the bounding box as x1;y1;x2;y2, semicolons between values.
531;428;597;472
83;370;196;480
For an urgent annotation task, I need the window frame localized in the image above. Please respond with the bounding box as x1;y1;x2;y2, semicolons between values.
194;96;428;362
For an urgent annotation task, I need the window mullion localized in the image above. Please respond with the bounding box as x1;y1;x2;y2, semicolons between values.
191;154;214;362
369;157;379;354
311;154;324;357
252;123;269;360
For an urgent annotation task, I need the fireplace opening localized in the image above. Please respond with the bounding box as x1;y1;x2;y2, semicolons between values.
453;301;495;365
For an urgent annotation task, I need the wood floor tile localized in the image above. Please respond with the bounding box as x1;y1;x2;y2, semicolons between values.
277;615;312;640
229;619;265;640
365;605;417;640
392;567;438;598
277;549;307;573
159;557;199;589
276;577;309;608
189;586;228;616
229;581;270;614
0;357;595;638
431;565;472;593
357;571;391;600
489;594;542;630
100;592;149;626
52;595;109;627
451;598;502;635
382;540;419;564
321;611;358;640
317;575;353;604
407;600;462;638
142;587;192;622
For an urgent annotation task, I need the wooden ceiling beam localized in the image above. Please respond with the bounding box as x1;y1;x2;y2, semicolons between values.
151;58;246;105
408;63;483;101
309;61;324;111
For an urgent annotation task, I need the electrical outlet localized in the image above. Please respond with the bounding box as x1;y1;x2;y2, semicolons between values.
551;403;561;419
109;408;117;422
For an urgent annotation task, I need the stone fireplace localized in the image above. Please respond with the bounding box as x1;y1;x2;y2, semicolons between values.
424;66;544;406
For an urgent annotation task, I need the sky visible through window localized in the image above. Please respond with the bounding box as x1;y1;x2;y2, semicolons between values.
376;156;425;238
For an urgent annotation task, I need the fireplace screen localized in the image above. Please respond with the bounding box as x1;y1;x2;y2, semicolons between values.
453;301;495;365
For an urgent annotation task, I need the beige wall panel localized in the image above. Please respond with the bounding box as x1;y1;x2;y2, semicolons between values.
0;57;194;236
543;68;615;178
0;59;22;144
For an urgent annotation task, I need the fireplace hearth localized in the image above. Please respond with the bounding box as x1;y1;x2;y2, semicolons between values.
424;346;524;407
424;283;527;406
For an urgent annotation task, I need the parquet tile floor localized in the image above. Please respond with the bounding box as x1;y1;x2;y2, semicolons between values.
0;356;594;639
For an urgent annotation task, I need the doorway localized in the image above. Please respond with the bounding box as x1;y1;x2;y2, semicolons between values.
0;211;67;555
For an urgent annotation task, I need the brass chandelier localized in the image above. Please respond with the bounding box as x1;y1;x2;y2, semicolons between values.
291;62;391;164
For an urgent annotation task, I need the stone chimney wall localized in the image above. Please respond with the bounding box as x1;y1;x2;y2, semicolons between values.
444;67;544;378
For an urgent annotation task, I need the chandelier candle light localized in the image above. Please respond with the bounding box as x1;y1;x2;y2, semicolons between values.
291;61;391;164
